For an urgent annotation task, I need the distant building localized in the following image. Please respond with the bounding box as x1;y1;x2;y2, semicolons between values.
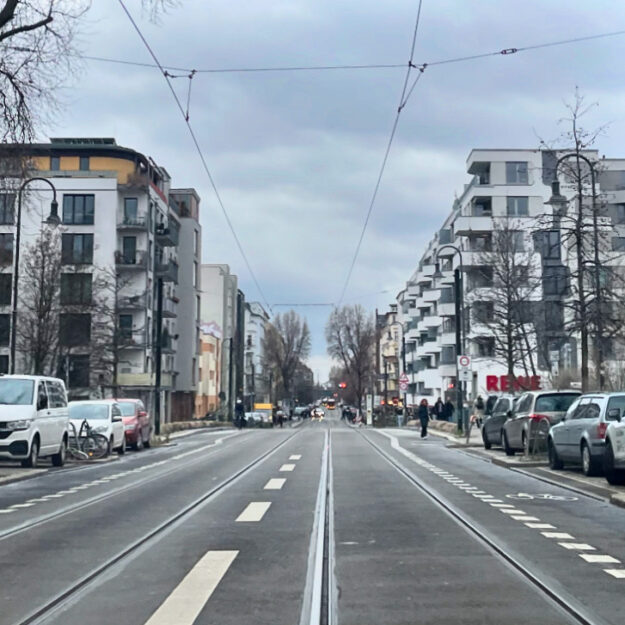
244;301;270;409
196;322;221;417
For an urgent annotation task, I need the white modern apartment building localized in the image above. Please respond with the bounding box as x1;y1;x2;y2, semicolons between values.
244;301;270;408
0;138;199;422
396;148;625;405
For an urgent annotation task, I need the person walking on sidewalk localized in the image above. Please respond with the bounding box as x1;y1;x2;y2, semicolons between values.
417;398;429;439
473;395;485;428
443;398;454;422
434;397;444;420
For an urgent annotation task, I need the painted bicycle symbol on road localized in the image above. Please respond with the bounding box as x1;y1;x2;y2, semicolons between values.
506;492;578;501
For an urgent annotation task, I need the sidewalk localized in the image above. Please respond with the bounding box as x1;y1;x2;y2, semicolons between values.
406;418;483;447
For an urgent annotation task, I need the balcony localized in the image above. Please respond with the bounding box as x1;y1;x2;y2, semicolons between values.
118;293;147;310
438;302;455;317
116;250;148;269
161;298;177;318
156;259;179;284
423;314;441;328
440;331;456;346
118;215;149;231
453;216;494;236
155;220;180;247
119;329;146;348
416;264;435;284
422;289;440;303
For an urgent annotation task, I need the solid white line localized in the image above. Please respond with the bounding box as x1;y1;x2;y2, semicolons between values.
580;554;620;564
280;464;296;472
10;503;35;509
525;523;556;529
558;542;595;551
0;509;15;514
604;569;625;578
264;478;286;490
289;454;302;460
143;550;238;625
236;502;272;522
542;532;574;540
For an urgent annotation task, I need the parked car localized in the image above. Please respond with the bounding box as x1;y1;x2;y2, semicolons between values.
548;393;625;476
482;395;517;449
294;406;309;419
0;375;69;468
245;411;270;426
116;399;151;450
69;400;126;456
604;411;625;485
502;390;581;456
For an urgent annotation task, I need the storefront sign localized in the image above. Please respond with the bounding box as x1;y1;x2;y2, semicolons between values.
486;375;541;392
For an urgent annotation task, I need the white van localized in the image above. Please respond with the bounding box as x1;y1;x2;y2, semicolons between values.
0;375;70;467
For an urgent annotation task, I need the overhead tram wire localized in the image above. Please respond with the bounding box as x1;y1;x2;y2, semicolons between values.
336;0;425;307
80;28;625;75
116;0;272;314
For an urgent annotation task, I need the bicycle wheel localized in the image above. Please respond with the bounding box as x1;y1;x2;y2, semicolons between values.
81;433;109;459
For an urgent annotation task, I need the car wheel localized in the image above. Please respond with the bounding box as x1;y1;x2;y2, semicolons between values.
118;435;126;455
548;438;564;470
51;438;67;467
581;441;600;477
604;440;625;485
22;438;39;468
106;436;113;457
482;429;492;450
133;431;143;451
503;431;515;456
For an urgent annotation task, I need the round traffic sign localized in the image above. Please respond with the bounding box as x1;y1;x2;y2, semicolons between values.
458;355;471;368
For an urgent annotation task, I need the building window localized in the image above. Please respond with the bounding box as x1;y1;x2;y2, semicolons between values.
475;337;495;357
0;354;8;374
542;230;561;260
473;301;494;324
62;194;95;225
544;301;564;331
469;267;493;288
50;156;60;171
470;234;491;251
0;233;13;265
0;193;15;225
69;355;90;388
612;237;625;252
193;261;198;288
79;156;90;171
122;236;137;263
0;314;9;345
62;234;93;264
505;161;529;184
124;198;138;223
119;314;133;340
60;274;92;305
472;197;492;217
543;266;568;296
611;204;625;224
0;274;11;306
506;196;529;216
60;313;91;346
509;231;525;252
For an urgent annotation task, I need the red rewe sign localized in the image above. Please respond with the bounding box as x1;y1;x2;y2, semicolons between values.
486;375;541;392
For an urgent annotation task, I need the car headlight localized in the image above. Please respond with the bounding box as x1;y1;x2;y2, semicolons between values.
93;426;108;433
4;419;33;431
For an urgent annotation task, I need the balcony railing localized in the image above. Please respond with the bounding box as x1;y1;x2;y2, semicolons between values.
115;250;148;268
155;220;180;247
118;293;147;309
156;259;179;284
118;215;149;230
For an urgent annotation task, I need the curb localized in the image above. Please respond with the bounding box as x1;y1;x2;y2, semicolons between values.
610;493;625;508
0;468;46;486
491;456;547;469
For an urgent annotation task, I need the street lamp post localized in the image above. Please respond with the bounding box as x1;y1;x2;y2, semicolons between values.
10;177;60;374
433;245;465;432
546;153;602;391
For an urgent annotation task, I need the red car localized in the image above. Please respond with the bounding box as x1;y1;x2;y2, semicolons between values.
116;399;152;450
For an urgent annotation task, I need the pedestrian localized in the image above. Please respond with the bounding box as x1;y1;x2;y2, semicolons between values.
396;406;404;428
473;395;485;427
434;397;444;420
418;398;429;439
235;399;245;430
277;409;285;428
271;406;277;428
443;398;454;422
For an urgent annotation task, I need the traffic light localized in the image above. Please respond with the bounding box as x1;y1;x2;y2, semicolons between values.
338;382;347;389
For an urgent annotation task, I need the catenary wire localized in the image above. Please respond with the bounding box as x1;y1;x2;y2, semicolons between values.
116;0;272;314
79;28;625;75
337;1;424;306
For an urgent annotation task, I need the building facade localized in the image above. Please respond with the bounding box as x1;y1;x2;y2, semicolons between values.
195;321;221;417
0;138;199;423
244;301;270;409
397;148;625;405
376;305;402;405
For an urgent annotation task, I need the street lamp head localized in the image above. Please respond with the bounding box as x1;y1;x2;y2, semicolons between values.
432;262;444;280
545;179;568;215
45;199;60;227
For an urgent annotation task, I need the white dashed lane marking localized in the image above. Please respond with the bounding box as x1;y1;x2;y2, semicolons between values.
558;543;595;551
289;454;302;460
264;478;286;490
605;569;625;578
525;523;556;529
279;464;295;472
542;532;574;539
580;554;620;564
236;502;272;523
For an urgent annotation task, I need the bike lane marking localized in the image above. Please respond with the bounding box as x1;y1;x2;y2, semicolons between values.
264;478;286;490
236;501;272;522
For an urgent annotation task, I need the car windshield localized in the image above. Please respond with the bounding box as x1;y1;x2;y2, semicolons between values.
69;404;109;420
535;393;580;413
0;379;34;405
117;402;137;417
493;398;510;413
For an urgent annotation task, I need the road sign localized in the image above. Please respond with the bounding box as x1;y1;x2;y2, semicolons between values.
458;368;472;383
399;373;409;392
457;355;472;382
458;355;471;369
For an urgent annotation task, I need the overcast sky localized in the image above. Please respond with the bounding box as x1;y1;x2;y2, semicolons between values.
52;0;625;381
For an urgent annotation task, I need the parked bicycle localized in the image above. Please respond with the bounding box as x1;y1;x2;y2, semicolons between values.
67;419;109;461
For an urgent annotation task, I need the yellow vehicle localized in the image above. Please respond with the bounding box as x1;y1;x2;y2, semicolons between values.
326;399;336;410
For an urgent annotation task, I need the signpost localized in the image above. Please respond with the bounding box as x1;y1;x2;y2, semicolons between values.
457;355;472;383
366;394;373;426
399;373;409;392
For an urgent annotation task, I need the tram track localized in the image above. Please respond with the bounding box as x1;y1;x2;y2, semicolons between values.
358;429;610;625
13;429;301;625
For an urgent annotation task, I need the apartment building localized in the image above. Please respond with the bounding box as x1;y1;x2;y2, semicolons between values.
244;301;270;409
0;138;196;422
376;305;402;403
195;321;221;417
397;148;625;404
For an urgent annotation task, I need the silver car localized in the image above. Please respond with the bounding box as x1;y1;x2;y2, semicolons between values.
502;390;581;456
548;393;625;476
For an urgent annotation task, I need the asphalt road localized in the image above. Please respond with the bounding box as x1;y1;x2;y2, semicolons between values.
0;412;623;625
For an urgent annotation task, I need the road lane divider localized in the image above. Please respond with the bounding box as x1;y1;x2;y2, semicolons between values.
236;502;272;522
290;454;302;460
264;478;286;490
280;463;296;472
144;550;238;625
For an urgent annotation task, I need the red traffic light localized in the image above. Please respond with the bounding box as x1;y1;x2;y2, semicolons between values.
338;382;347;389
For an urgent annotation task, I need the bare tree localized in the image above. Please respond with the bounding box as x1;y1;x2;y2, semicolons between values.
262;310;311;399
472;218;540;383
325;305;375;411
16;225;61;374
